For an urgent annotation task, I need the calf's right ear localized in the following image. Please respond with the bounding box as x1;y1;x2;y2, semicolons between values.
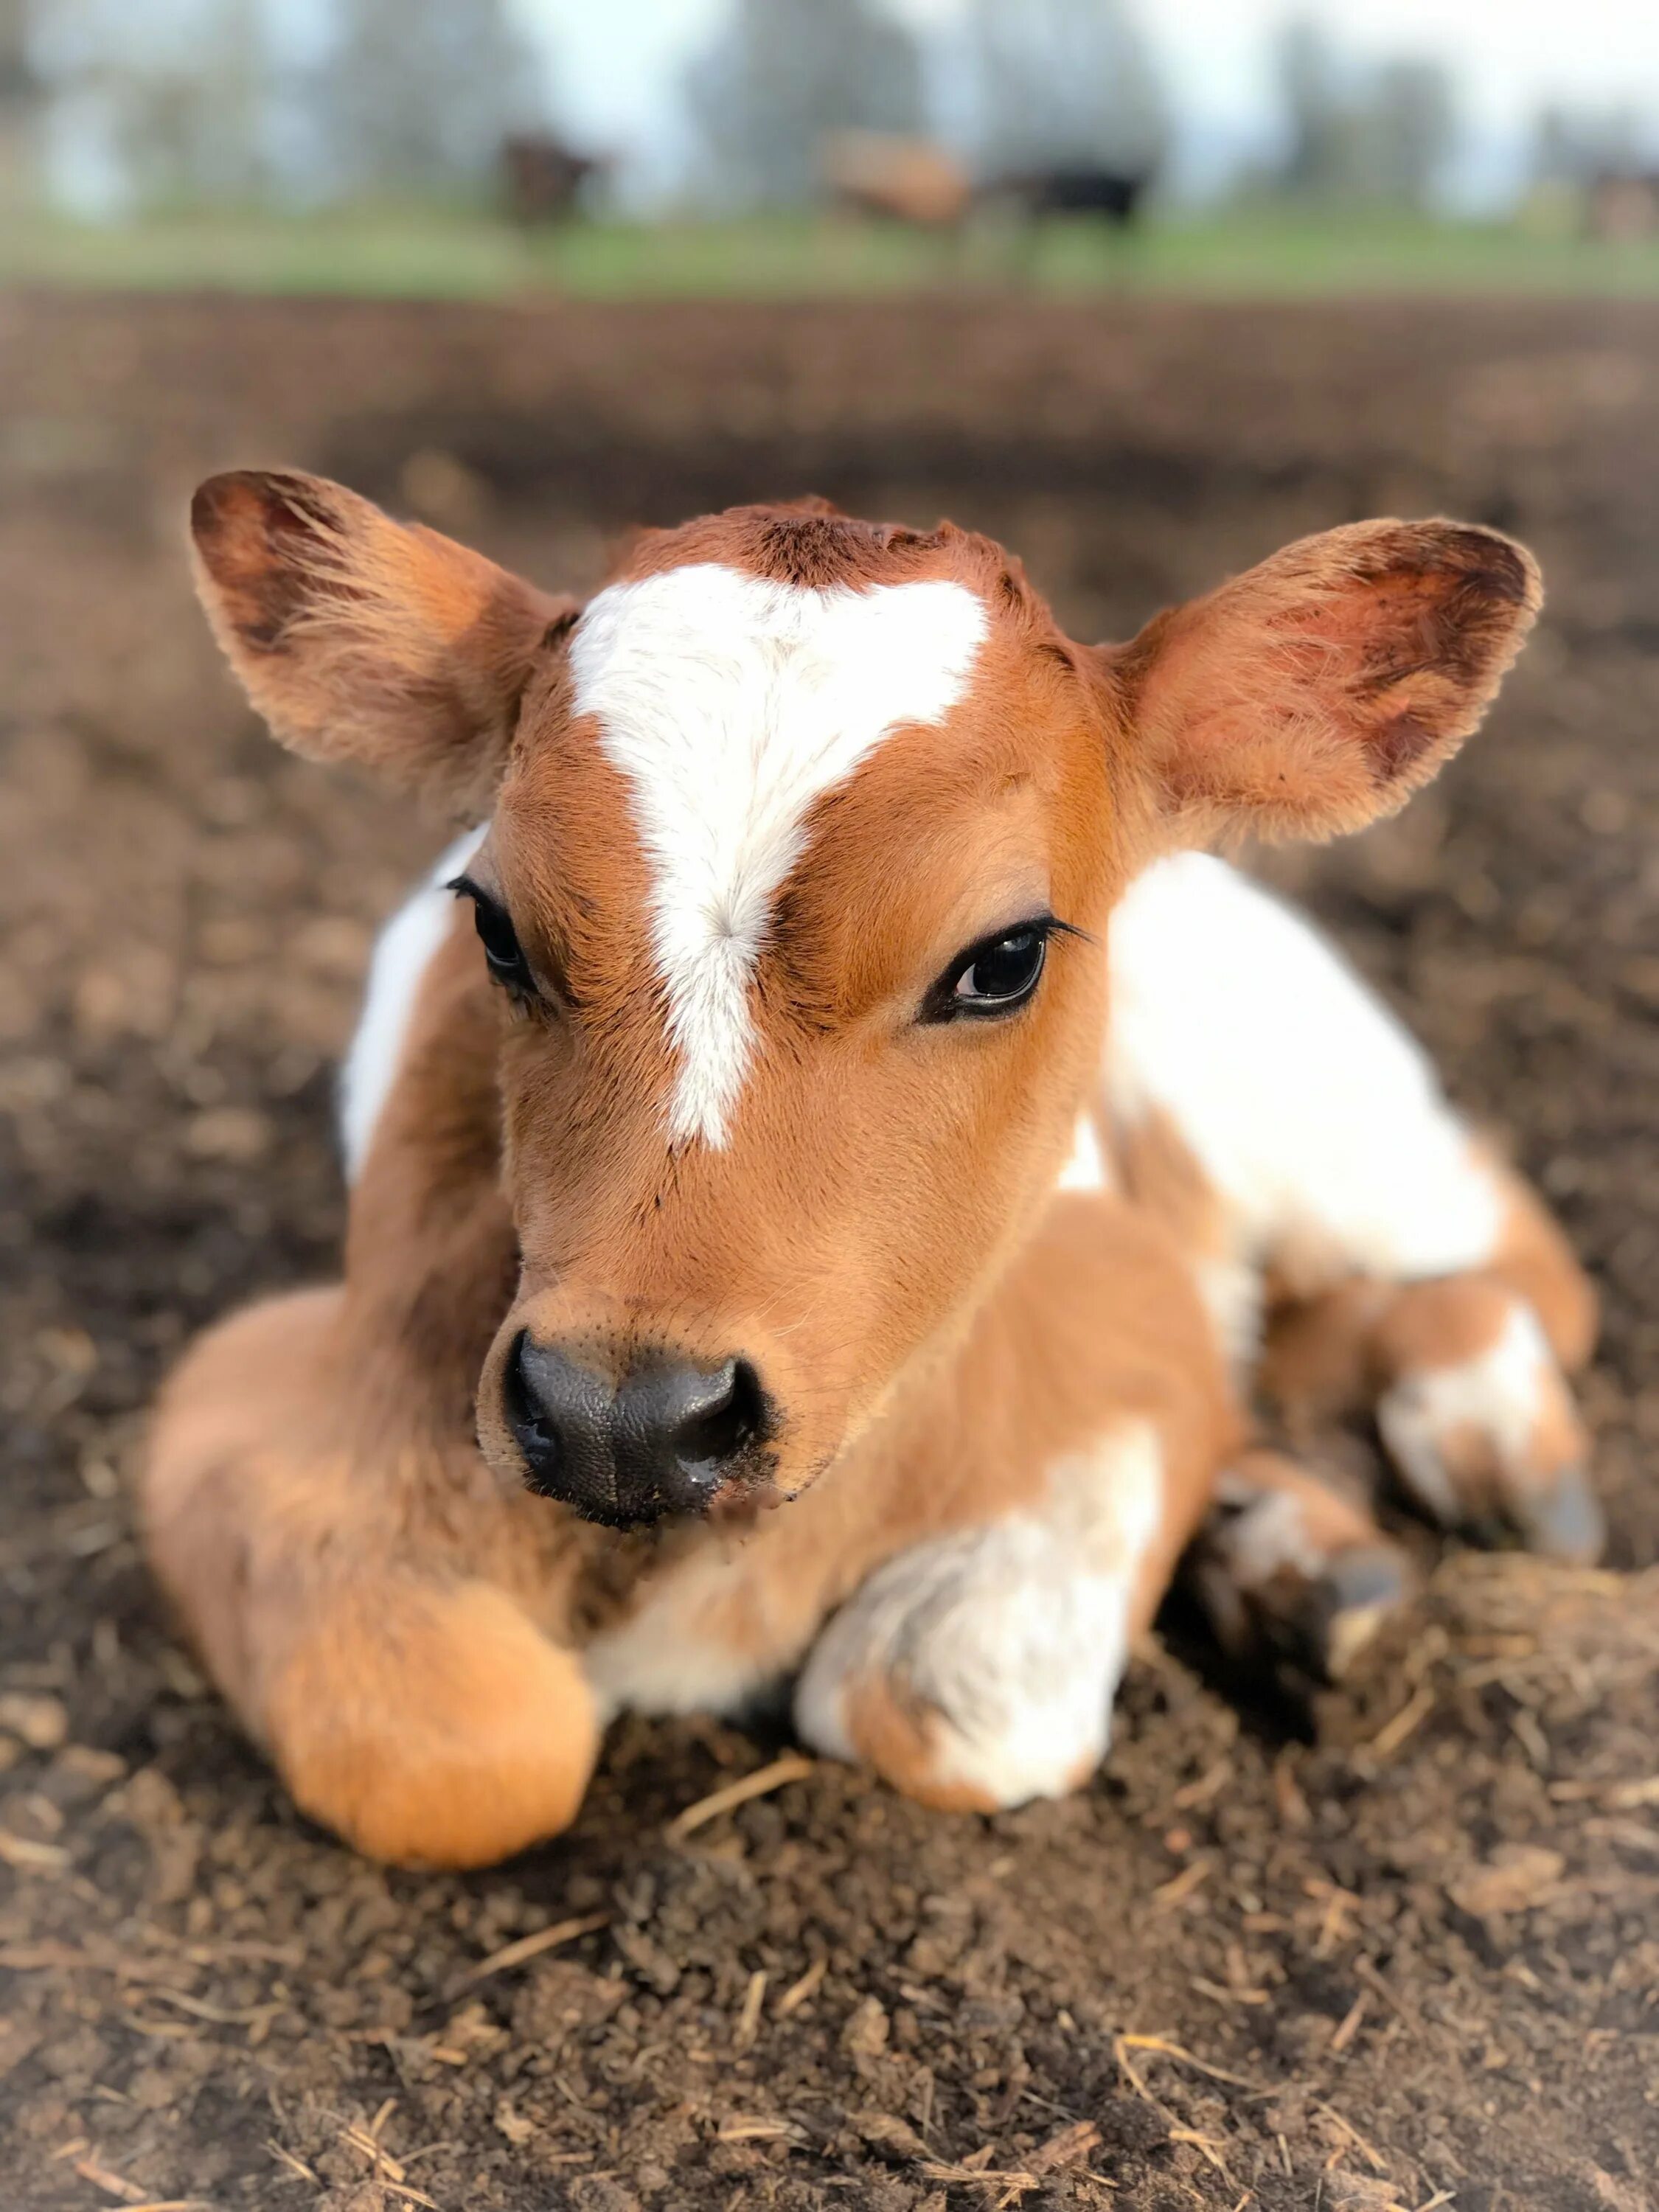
190;470;575;815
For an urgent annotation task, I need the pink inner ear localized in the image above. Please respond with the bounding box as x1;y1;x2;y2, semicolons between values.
192;472;344;655
1129;520;1539;845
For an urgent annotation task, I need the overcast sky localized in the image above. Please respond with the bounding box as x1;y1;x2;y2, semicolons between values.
515;0;1659;205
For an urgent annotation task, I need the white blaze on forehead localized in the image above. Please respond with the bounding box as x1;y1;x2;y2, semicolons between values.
569;560;989;1147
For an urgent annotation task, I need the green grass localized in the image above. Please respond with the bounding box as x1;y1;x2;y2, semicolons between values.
6;204;1659;301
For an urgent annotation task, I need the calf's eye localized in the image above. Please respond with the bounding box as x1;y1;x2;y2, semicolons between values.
450;877;535;999
925;921;1053;1023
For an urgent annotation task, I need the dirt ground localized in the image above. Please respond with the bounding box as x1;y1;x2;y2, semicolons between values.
1;292;1657;2212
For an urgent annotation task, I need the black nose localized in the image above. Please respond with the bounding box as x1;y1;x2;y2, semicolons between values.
504;1336;770;1527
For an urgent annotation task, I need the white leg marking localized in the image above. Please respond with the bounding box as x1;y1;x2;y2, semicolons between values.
1211;1472;1332;1583
1377;1301;1557;1520
338;825;486;1181
1107;854;1504;1284
570;563;988;1148
794;1422;1164;1807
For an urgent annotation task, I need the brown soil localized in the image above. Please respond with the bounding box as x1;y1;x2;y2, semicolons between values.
1;293;1657;2212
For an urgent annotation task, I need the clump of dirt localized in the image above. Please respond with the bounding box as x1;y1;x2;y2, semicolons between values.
1;293;1656;2211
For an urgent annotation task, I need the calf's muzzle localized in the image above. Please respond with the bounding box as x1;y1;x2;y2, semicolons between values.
503;1335;771;1527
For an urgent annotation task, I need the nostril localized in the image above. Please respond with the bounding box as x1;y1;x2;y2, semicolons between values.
671;1356;766;1471
503;1330;560;1472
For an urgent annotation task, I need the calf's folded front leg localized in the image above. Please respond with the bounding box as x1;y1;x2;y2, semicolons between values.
143;1287;601;1869
793;1416;1175;1812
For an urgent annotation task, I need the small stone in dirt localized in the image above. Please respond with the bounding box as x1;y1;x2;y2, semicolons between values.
611;1924;681;1996
55;1744;125;1786
319;2188;392;2212
184;1105;274;1162
1324;2176;1405;2211
568;2177;643;2212
509;1958;627;2048
1449;1844;1566;1917
841;1994;891;2056
492;2094;534;2146
1096;2093;1170;2152
858;2110;928;2160
0;1694;68;1750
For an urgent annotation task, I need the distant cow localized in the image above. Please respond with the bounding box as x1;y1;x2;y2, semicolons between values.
1585;170;1659;244
992;164;1150;228
821;130;974;229
501;133;601;226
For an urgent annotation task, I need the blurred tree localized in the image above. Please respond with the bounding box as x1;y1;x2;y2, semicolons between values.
1351;60;1456;210
0;0;44;210
1274;18;1347;198
320;0;539;201
964;0;1167;178
685;0;924;209
1530;101;1647;186
1267;19;1456;209
36;0;273;209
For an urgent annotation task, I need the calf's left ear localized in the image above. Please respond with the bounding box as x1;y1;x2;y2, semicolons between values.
1107;518;1541;845
190;470;575;815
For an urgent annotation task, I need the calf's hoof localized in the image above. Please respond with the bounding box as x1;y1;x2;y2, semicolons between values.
1191;1453;1416;1686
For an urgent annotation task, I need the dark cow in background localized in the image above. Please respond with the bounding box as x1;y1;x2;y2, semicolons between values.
995;164;1149;227
502;133;603;226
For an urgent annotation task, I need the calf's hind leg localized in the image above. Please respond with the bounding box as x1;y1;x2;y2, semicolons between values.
1262;1170;1600;1563
143;1288;599;1868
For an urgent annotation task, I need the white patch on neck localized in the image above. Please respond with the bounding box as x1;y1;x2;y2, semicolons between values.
338;824;486;1180
570;562;988;1147
1056;1110;1113;1194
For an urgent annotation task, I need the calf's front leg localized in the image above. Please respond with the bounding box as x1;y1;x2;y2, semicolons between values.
793;1416;1179;1811
144;1288;601;1868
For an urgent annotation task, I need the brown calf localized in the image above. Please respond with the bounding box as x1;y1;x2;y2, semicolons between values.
145;477;1594;1866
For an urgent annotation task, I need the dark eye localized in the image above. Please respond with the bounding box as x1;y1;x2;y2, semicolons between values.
925;922;1051;1023
451;877;535;999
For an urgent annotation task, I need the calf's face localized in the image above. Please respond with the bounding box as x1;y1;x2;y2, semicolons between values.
191;477;1539;1526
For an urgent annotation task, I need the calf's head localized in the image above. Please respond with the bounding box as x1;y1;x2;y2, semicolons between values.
192;475;1539;1526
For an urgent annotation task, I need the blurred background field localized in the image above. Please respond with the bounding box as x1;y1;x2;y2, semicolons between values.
13;206;1659;299
3;0;1659;300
